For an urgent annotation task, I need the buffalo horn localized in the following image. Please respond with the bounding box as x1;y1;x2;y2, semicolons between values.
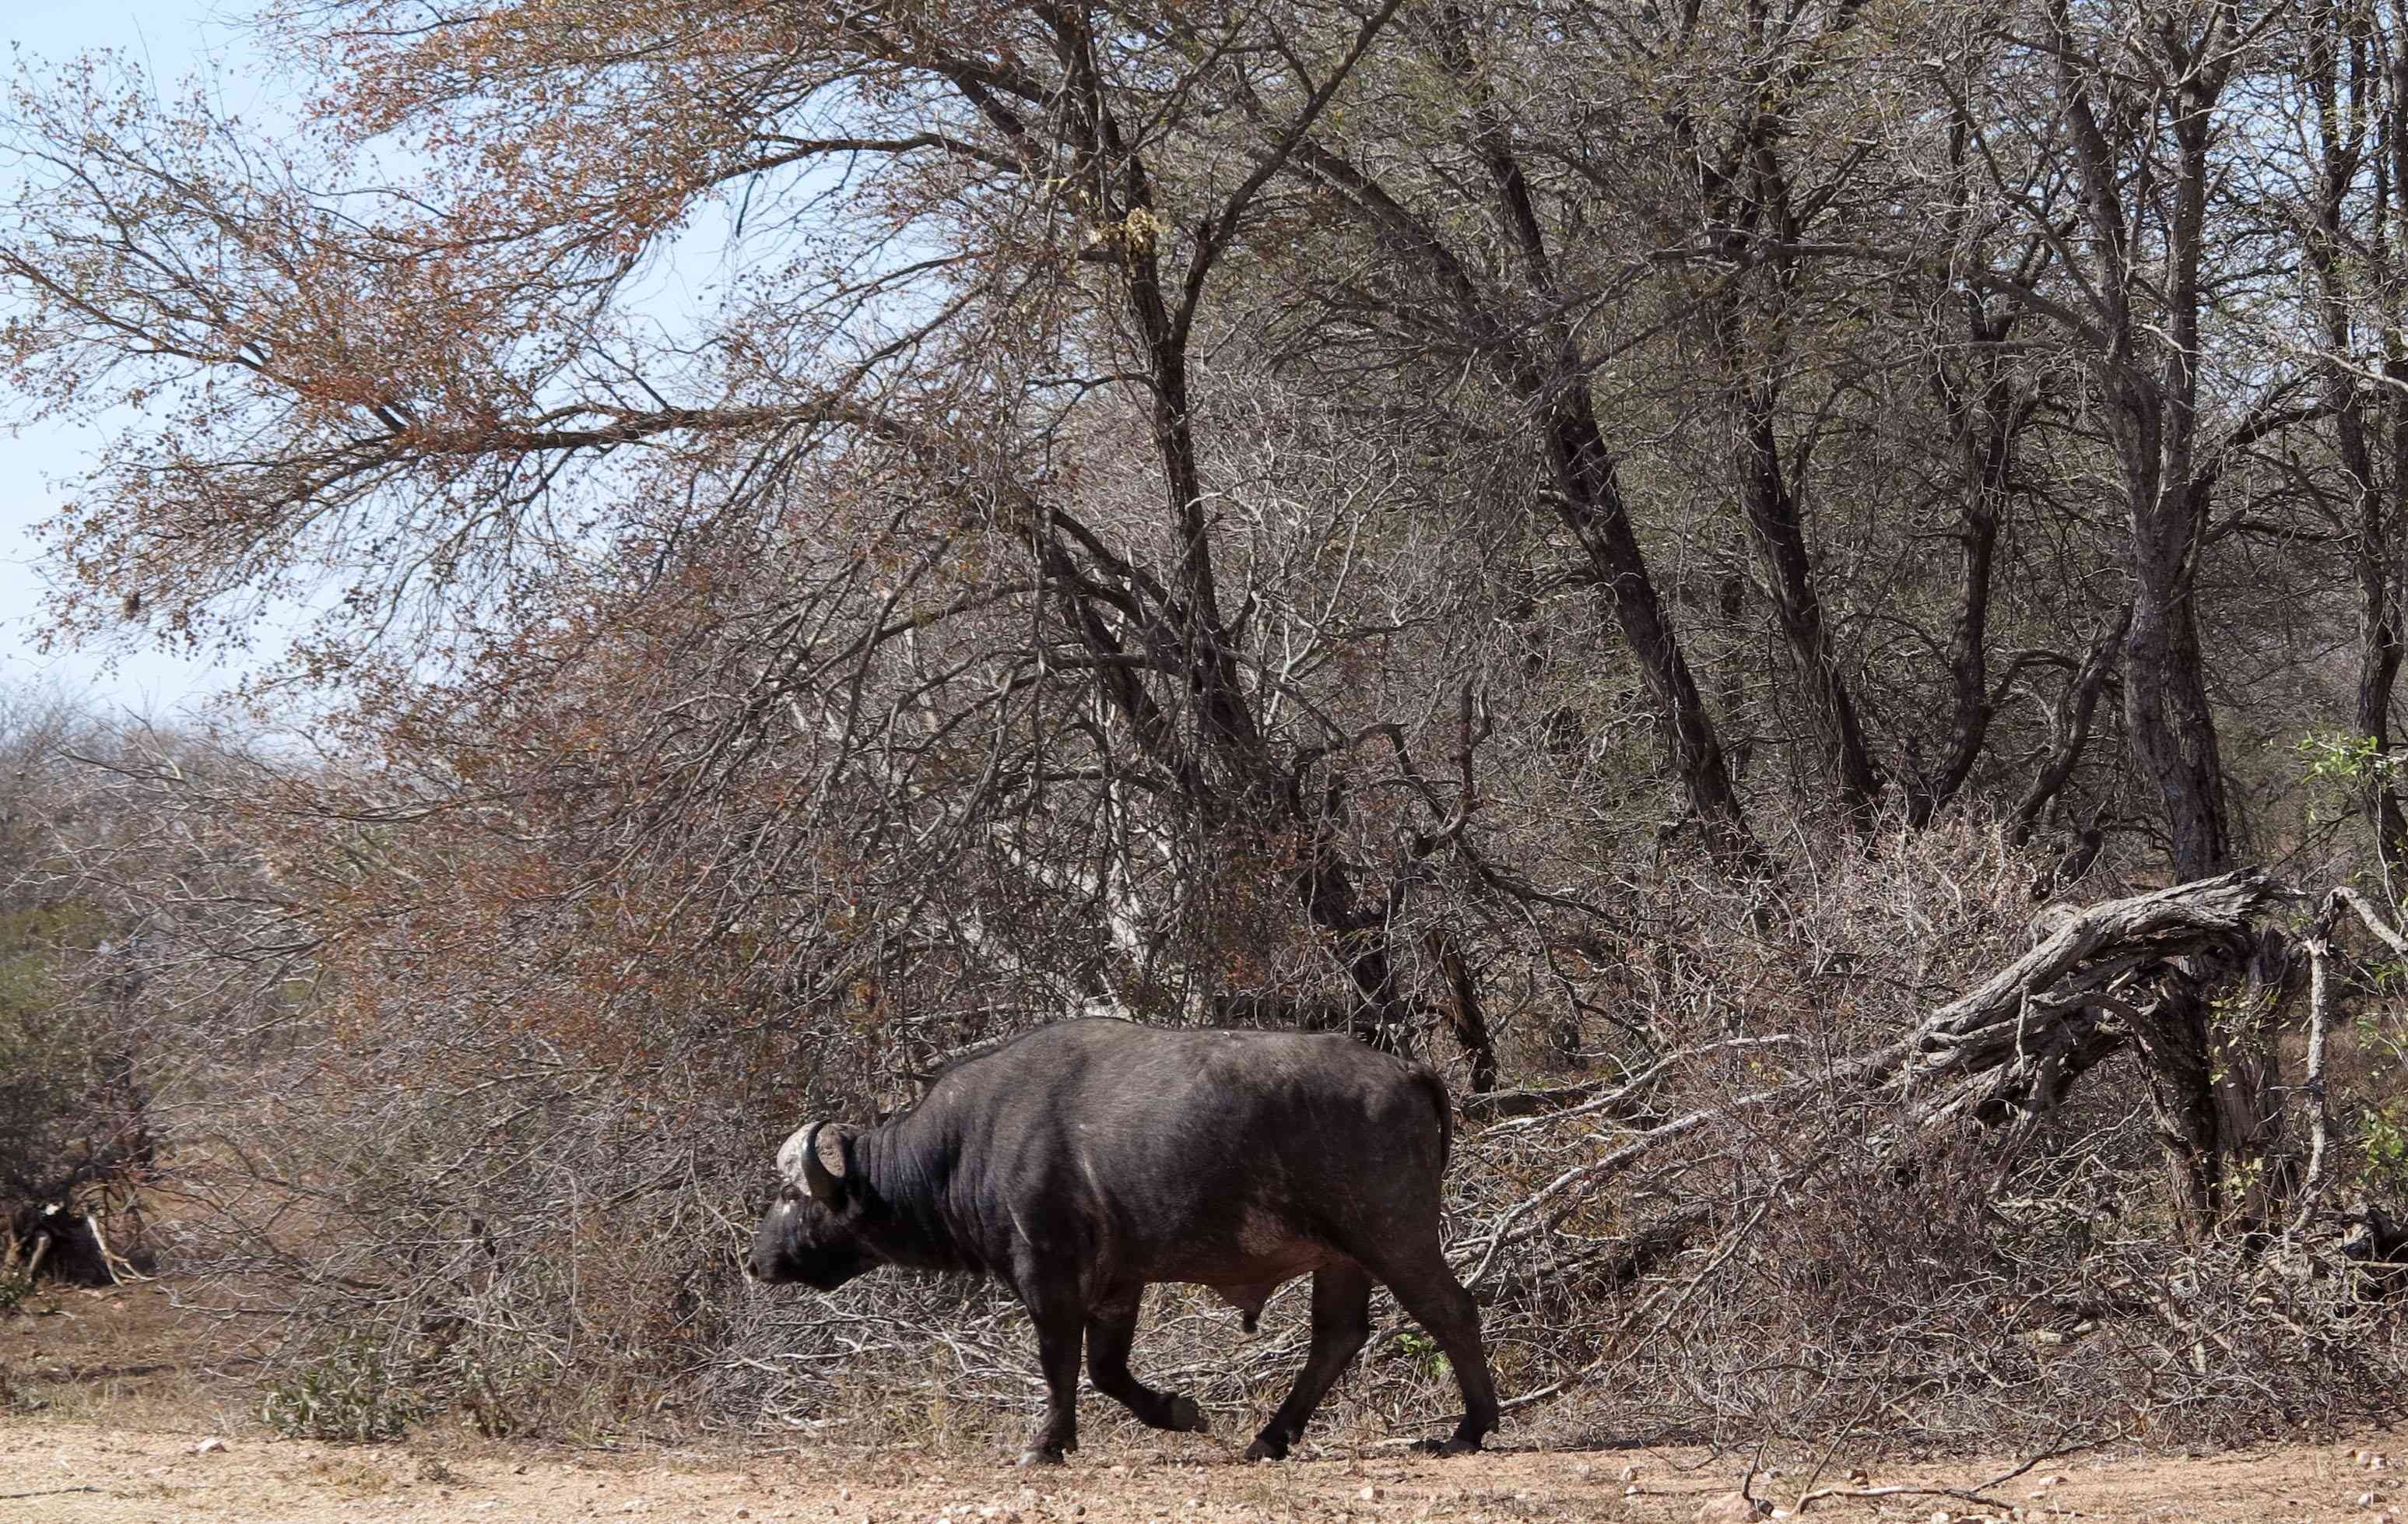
776;1120;849;1203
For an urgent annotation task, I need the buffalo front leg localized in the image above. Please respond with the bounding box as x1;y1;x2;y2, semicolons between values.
1019;1308;1085;1465
1243;1262;1371;1462
1086;1286;1207;1434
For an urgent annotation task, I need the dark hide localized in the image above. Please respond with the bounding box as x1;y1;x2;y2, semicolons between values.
2343;1203;2407;1298
749;1020;1498;1465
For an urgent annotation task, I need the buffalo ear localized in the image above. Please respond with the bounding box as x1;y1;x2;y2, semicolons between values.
776;1121;855;1205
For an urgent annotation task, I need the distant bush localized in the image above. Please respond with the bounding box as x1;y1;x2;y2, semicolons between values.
260;1336;421;1441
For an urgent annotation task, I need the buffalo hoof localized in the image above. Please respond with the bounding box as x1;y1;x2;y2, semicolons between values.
1409;1434;1483;1457
1016;1445;1069;1467
1164;1396;1209;1434
1241;1434;1290;1463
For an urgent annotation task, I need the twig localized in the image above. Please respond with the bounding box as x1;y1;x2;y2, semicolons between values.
1739;1438;1765;1506
2290;904;2339;1240
2327;885;2408;956
1797;1480;2010;1512
1788;1349;1894;1512
1498;1186;1778;1413
83;1210;151;1286
0;1486;104;1501
1795;1432;2108;1515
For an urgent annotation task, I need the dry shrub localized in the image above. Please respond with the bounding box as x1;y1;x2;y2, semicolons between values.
41;779;2407;1456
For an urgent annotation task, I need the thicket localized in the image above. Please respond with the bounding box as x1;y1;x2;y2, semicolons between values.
2;0;2406;1457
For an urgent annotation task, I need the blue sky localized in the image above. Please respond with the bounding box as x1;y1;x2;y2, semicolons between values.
4;5;752;719
2;2;263;714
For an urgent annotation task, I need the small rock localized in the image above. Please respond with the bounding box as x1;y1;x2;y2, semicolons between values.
192;1438;228;1456
1619;1465;1639;1484
1572;1463;1593;1481
1846;1469;1869;1486
1691;1493;1767;1523
841;1492;855;1503
2362;1494;2380;1508
1624;1484;1645;1498
1358;1488;1382;1504
735;1512;749;1520
1929;1512;1953;1524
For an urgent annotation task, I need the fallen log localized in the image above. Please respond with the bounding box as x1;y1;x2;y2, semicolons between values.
1460;871;2298;1287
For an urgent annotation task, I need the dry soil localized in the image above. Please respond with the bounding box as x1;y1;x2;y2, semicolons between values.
4;1283;2401;1524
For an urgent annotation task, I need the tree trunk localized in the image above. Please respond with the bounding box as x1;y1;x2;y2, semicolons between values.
1547;395;1757;857
1426;5;1758;860
1729;375;1882;820
2125;578;2232;878
1913;295;2031;827
2011;608;2128;846
2052;0;2237;881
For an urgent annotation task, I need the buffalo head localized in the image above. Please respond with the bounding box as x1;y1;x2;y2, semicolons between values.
747;1121;872;1290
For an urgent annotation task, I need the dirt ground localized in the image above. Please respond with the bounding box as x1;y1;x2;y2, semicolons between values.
5;1284;2403;1524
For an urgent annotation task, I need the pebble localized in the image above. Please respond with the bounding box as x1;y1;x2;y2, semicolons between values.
1358;1487;1381;1503
1619;1465;1639;1484
191;1438;227;1456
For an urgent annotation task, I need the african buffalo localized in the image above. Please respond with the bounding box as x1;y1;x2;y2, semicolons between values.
747;1020;1498;1465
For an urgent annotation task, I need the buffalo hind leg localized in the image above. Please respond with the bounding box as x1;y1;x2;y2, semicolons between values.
1086;1287;1206;1434
1364;1248;1497;1455
1020;1305;1085;1465
1244;1262;1372;1462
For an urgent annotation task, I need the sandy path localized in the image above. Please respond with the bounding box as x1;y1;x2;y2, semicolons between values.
5;1288;2403;1523
2;1417;2401;1524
